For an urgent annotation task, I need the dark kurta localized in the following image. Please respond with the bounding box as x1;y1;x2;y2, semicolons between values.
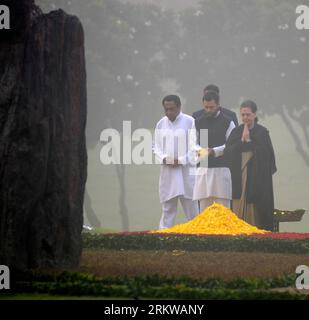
192;107;239;127
225;124;277;231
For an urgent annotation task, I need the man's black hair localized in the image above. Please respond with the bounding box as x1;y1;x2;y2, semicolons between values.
162;95;181;107
204;84;220;95
203;91;220;104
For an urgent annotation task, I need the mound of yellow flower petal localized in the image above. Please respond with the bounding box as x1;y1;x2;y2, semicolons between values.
151;203;269;235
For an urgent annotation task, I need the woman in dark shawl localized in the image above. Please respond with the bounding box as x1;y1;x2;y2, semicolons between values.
225;100;277;231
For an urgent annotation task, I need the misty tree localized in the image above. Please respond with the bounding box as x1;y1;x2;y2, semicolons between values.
178;0;309;164
36;0;178;230
35;0;309;230
36;0;309;164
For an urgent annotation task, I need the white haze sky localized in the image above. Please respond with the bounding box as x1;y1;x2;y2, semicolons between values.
121;0;200;10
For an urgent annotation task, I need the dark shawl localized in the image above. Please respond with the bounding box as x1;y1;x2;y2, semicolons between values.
225;124;277;231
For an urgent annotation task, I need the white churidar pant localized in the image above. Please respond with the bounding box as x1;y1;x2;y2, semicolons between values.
159;196;199;229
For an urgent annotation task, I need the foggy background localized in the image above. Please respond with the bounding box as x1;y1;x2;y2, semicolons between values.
37;0;309;232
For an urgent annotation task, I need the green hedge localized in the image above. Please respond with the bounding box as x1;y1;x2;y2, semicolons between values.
16;271;297;290
16;283;309;300
13;271;307;300
82;233;309;254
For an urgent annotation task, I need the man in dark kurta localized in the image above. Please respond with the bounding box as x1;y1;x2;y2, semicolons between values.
192;84;239;126
225;121;277;231
193;91;235;210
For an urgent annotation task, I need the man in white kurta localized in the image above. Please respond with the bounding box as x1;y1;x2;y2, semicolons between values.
154;95;199;229
193;91;235;211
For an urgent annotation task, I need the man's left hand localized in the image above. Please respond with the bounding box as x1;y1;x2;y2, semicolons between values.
207;148;215;156
171;159;179;167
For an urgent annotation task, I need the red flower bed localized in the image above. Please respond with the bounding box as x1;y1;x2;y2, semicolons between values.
250;232;309;239
104;231;309;240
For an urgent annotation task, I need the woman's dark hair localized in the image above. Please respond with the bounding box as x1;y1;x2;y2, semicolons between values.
162;95;181;107
240;100;258;123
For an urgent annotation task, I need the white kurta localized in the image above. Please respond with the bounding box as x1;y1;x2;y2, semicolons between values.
193;119;235;201
153;112;197;204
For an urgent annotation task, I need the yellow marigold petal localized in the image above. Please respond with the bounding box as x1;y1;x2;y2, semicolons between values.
150;203;269;235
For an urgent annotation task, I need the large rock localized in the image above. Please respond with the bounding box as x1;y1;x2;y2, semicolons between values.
0;0;87;269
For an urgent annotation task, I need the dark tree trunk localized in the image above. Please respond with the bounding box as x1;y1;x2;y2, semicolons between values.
0;0;87;270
